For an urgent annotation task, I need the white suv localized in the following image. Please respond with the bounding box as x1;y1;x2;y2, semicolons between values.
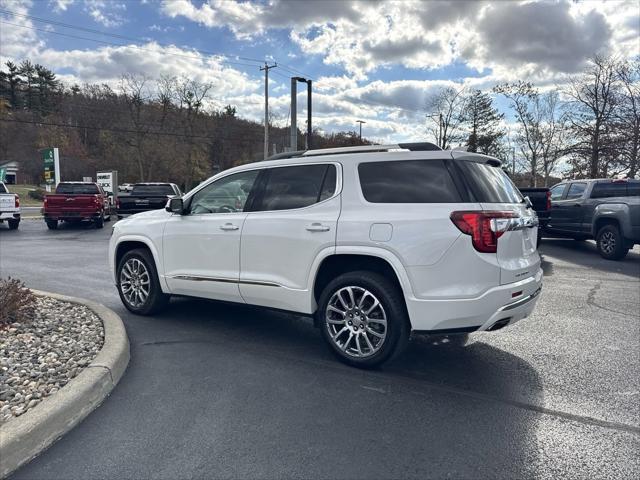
109;143;542;367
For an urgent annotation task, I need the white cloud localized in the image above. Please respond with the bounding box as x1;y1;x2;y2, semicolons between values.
50;0;75;12
84;0;127;28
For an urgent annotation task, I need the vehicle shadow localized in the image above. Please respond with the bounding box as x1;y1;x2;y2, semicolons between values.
540;238;640;278
117;296;545;479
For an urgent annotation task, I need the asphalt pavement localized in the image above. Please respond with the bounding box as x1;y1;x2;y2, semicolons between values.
1;219;639;479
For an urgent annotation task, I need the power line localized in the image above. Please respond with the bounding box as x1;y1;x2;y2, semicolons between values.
0;8;266;64
0;117;270;143
0;21;262;70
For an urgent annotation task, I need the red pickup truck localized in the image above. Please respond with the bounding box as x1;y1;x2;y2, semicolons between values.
44;182;113;230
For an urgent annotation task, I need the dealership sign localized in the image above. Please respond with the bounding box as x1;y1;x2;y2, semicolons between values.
42;148;60;187
97;171;118;206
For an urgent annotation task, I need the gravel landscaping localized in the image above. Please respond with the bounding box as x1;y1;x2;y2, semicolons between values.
0;297;104;424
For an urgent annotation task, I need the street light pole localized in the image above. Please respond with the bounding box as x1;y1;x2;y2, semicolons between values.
260;62;277;159
356;120;366;143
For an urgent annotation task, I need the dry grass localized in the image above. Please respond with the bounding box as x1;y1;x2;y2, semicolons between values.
0;278;36;327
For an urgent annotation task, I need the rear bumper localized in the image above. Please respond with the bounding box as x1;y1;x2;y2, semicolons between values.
0;211;20;220
407;268;543;332
44;212;101;221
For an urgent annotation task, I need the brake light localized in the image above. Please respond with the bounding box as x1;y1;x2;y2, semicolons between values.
15;194;19;208
546;190;551;211
450;211;518;253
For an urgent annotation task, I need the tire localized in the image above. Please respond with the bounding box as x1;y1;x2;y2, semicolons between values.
94;212;104;229
117;248;169;315
8;219;19;230
46;219;58;230
596;224;628;261
316;271;410;368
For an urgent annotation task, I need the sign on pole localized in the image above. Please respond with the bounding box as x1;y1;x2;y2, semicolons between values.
97;171;118;207
42;148;61;187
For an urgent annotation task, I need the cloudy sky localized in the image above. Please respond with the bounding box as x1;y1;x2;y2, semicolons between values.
0;0;638;142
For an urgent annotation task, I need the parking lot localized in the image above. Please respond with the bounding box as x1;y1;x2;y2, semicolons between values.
1;220;639;479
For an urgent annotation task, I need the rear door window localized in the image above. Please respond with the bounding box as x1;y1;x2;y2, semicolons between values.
566;183;587;200
591;182;628;198
0;184;7;193
253;164;335;211
358;159;461;203
549;183;566;200
456;161;523;203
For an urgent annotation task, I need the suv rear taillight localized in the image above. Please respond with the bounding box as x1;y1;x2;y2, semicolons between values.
450;211;518;253
546;190;551;211
15;194;19;208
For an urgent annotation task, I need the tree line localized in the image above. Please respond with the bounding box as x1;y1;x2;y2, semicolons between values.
425;55;639;186
0;60;369;189
1;55;637;189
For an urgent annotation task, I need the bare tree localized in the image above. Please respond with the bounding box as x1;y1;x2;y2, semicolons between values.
494;81;545;186
120;74;151;181
616;60;640;178
425;86;466;149
538;91;568;186
563;55;620;178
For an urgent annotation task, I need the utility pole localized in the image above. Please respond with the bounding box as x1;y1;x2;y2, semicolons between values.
260;62;277;159
356;120;366;143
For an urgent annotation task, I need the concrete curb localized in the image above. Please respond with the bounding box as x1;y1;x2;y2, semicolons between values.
0;291;130;478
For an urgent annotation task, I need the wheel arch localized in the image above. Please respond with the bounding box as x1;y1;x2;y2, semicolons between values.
114;236;166;291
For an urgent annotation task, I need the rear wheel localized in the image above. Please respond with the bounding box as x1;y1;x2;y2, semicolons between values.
117;248;169;315
317;271;409;368
46;219;58;230
94;212;104;229
7;219;19;230
596;224;628;260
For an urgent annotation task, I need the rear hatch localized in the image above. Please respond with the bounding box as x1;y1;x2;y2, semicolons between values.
0;194;17;212
455;157;540;285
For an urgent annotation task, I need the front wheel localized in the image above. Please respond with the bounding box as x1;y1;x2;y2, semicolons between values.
596;224;628;261
317;271;410;369
46;219;58;230
117;248;169;315
94;212;104;229
8;219;19;230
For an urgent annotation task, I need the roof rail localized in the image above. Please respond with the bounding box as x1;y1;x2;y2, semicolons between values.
264;141;441;161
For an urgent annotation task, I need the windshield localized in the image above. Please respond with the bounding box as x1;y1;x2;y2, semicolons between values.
56;183;100;195
458;161;524;203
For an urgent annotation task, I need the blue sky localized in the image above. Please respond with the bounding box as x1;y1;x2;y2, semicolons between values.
1;0;638;143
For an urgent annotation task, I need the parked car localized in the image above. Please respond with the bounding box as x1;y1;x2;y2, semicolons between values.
544;179;640;260
44;181;113;230
519;187;551;230
116;182;181;218
0;182;20;230
119;183;134;193
109;143;542;368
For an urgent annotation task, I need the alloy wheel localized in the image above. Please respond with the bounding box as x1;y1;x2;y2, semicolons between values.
120;258;151;307
600;231;616;254
325;286;387;358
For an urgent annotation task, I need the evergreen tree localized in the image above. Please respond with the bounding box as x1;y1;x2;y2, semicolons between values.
463;89;505;156
0;61;22;109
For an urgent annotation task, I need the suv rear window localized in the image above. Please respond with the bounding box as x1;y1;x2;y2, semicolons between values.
132;184;176;196
56;183;100;195
358;160;461;203
254;164;336;211
457;161;523;203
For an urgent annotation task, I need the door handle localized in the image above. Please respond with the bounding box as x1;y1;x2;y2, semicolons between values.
220;223;239;231
306;222;330;232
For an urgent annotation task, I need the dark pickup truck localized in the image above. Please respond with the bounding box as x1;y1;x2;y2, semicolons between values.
519;187;551;230
117;182;181;218
44;182;113;230
544;179;640;260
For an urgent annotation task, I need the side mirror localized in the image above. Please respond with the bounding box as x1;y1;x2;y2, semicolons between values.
166;197;184;214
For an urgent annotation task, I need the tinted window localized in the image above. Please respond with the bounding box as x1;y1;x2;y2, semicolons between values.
319;164;337;201
255;164;332;211
132;184;176;196
457;161;523;203
189;170;258;214
566;183;586;199
56;183;99;194
628;181;640;196
359;160;460;203
591;181;634;198
0;183;7;193
550;184;566;200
